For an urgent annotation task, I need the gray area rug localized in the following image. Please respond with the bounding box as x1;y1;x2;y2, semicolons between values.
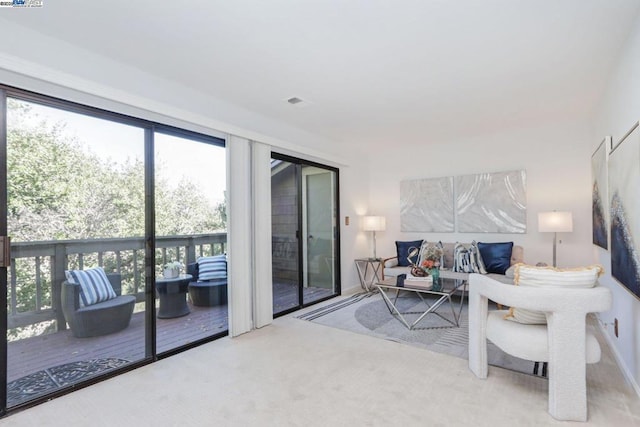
298;292;543;377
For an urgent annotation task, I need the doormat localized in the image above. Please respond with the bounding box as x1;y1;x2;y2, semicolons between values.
8;358;130;407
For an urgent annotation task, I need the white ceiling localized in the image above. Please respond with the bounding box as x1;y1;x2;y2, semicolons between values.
5;0;640;145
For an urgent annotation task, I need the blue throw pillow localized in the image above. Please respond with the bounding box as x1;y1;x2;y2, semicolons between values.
477;242;514;274
396;240;423;267
197;255;227;281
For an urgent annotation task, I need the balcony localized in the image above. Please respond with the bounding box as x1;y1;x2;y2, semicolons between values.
5;232;334;407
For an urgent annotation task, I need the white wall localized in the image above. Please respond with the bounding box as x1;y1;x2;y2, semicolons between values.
367;119;593;268
0;20;368;298
593;12;640;392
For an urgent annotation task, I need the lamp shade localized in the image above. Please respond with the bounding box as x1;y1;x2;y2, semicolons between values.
538;211;573;233
362;216;386;231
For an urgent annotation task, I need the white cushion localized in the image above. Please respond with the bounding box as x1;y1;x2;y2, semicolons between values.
507;264;604;324
65;267;116;306
384;258;399;268
487;310;602;363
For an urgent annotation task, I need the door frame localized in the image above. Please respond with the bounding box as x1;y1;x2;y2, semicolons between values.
271;152;341;316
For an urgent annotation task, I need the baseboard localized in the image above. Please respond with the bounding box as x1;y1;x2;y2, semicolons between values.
595;314;640;398
341;284;364;296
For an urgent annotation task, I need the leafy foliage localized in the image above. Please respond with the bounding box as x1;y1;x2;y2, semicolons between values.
6;98;226;339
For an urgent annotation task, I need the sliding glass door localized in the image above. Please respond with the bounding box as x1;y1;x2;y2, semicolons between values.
4;96;148;408
154;130;227;354
0;87;228;412
271;155;339;316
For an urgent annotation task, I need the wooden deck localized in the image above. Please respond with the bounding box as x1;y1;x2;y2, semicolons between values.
7;282;335;385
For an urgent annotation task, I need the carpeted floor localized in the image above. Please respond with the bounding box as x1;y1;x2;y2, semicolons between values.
7;358;129;407
297;291;542;377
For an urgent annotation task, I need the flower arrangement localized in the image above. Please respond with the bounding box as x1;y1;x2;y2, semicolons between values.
163;261;183;278
410;244;444;277
164;261;183;270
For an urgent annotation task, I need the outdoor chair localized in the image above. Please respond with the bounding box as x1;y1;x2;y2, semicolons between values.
61;273;136;338
468;273;611;421
187;261;228;307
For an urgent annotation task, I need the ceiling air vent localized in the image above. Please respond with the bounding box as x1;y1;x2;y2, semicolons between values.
287;97;304;105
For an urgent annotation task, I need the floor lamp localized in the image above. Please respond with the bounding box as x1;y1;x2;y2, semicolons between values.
538;211;573;267
362;216;386;260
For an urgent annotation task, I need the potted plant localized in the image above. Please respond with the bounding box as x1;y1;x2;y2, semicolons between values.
163;261;182;279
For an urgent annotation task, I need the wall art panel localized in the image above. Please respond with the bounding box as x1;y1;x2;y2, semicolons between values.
609;122;640;299
400;177;454;232
592;137;611;249
456;170;526;233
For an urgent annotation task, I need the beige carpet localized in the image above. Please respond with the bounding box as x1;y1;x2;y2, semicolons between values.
1;299;639;426
297;291;539;376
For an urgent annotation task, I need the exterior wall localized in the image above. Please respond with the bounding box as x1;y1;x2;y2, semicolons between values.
271;164;299;284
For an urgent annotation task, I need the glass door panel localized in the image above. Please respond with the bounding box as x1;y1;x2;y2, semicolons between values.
271;159;300;315
154;131;227;354
5;98;147;407
302;166;337;304
271;155;339;316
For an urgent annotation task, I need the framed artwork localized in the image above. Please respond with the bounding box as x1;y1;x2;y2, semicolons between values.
591;136;611;249
400;177;454;232
609;121;640;298
455;170;526;233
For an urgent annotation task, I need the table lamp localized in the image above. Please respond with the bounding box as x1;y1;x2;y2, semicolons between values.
538;211;573;267
362;216;386;260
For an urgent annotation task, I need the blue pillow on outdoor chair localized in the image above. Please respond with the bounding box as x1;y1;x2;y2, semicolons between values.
197;255;227;281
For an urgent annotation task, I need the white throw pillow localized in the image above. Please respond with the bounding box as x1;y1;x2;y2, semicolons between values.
505;264;604;324
65;267;117;307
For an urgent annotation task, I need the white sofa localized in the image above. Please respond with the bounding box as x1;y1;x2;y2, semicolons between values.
382;242;524;283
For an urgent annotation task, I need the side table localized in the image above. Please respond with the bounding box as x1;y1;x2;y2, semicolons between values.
156;273;192;319
354;258;384;292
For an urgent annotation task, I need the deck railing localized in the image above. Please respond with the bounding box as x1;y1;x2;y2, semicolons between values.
8;233;226;331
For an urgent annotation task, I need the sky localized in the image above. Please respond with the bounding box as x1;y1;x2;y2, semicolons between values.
15;98;227;205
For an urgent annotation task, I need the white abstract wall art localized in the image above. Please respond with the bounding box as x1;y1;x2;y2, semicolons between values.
592;137;611;250
609;121;640;299
400;177;454;232
456;170;527;233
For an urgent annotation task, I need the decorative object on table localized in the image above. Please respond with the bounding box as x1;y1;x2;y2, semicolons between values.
608;120;640;298
455;170;526;233
362;215;386;260
400;176;454;232
163;261;182;279
592;136;611;250
405;244;444;289
538;211;573;267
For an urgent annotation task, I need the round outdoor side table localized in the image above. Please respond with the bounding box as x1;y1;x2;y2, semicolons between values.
155;273;192;319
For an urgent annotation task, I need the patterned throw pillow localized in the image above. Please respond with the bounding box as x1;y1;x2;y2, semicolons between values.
197;255;227;281
65;267;117;307
453;243;474;273
395;240;423;267
505;264;604;324
470;240;487;274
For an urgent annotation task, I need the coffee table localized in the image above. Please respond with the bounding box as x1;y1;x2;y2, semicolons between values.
375;272;467;330
156;273;192;318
